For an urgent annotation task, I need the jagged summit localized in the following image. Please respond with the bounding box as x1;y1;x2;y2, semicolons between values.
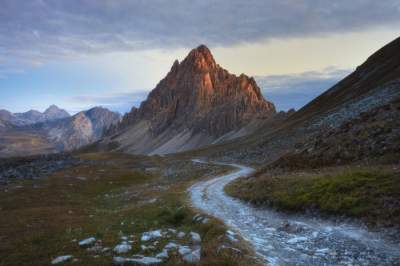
183;44;217;70
44;105;70;121
103;45;276;155
118;44;275;136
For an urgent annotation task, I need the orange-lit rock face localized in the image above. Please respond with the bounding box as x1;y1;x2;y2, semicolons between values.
117;45;276;137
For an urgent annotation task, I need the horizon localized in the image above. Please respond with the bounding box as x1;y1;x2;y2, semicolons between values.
1;1;399;114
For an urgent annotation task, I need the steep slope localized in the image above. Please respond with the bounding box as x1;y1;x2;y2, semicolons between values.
44;107;121;151
101;45;275;155
183;37;400;166
291;36;400;123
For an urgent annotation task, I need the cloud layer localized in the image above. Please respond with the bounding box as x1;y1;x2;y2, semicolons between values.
1;0;400;65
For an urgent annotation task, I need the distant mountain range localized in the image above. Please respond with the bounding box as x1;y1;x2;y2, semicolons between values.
0;106;120;157
0;105;70;126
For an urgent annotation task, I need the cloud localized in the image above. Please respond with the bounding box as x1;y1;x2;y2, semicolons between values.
1;0;399;67
66;91;149;114
256;67;351;111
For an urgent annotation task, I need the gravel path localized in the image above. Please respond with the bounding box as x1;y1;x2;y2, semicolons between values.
189;160;400;265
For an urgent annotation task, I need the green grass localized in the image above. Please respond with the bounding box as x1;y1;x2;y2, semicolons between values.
226;167;400;227
0;152;258;266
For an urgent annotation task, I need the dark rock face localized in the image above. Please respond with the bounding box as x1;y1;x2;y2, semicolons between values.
112;45;275;138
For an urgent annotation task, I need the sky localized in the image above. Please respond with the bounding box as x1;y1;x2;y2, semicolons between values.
0;1;399;114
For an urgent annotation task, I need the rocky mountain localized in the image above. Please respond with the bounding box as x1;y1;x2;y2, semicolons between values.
0;106;120;157
1;105;70;126
290;36;400;124
43;105;71;121
187;37;400;167
101;45;276;155
44;107;121;151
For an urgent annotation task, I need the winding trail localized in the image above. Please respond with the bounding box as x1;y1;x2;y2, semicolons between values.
189;160;400;265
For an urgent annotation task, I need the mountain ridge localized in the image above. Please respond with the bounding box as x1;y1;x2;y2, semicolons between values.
1;105;70;126
102;45;276;155
0;106;120;157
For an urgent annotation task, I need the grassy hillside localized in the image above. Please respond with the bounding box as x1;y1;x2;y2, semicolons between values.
226;165;400;228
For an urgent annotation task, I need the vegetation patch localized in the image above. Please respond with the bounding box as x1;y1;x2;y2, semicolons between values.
226;166;400;227
0;152;257;265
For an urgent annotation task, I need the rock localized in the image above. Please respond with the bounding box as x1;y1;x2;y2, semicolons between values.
178;245;192;256
79;237;96;246
114;243;132;254
87;243;104;253
155;249;169;259
189;232;201;243
113;256;163;265
182;247;201;263
217;245;242;254
164;242;178;250
103;45;276;154
177;232;186;239
141;230;162;241
202;218;210;224
226;230;238;242
167;228;177;234
287;236;308;244
51;255;73;264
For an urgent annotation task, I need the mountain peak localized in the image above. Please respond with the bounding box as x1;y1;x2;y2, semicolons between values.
183;44;217;70
44;105;70;120
44;104;61;113
112;44;275;141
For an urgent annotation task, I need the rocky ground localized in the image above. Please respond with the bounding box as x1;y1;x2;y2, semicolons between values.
271;97;400;169
0;153;83;184
0;152;258;266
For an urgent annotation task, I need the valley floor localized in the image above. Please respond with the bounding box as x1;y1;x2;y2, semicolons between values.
0;152;259;266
